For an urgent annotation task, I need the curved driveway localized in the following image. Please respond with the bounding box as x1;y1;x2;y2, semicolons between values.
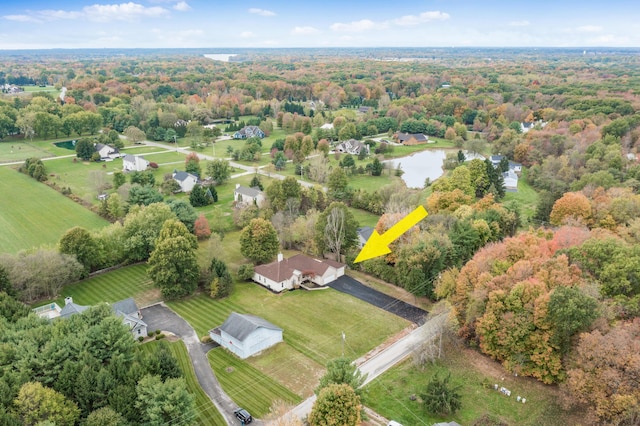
329;275;427;325
141;303;240;425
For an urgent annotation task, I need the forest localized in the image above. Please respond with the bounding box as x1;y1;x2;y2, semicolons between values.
1;47;640;425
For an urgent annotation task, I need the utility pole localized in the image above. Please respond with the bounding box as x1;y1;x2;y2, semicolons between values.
341;331;345;357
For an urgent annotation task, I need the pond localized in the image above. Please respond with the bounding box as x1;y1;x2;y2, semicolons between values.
383;149;448;189
54;140;77;150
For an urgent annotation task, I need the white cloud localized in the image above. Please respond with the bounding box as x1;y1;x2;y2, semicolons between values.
173;2;191;12
2;14;40;22
83;3;169;21
38;9;83;20
240;31;254;38
292;26;320;35
508;20;530;27
576;25;602;33
391;11;450;26
248;8;275;17
330;19;378;32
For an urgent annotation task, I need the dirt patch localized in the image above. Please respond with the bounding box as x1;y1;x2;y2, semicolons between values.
348;270;432;311
136;288;162;308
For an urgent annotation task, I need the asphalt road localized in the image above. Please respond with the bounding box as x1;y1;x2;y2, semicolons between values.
329;275;427;325
141;303;244;425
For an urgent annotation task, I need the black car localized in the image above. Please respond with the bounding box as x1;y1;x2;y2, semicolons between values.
234;408;252;424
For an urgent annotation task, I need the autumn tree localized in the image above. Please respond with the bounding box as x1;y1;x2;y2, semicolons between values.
194;214;211;240
124;125;146;144
240;218;280;264
549;192;592;226
184;152;201;177
566;319;640;424
308;383;361;426
147;219;199;299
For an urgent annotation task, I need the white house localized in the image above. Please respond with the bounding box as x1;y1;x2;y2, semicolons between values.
95;143;120;160
503;170;519;192
173;171;198;193
334;139;369;156
234;184;266;207
320;123;334;130
252;253;345;293
209;312;283;359
122;154;150;172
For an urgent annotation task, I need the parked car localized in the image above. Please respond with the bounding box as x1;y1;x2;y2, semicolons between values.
234;408;252;424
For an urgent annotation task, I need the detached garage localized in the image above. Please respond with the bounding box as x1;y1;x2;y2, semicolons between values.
209;312;283;359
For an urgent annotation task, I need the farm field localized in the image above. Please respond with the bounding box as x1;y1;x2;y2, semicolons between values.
208;347;301;418
365;347;574;426
0;166;108;253
138;340;226;426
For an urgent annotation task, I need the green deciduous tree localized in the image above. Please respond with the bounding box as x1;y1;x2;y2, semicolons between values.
58;226;98;277
206;159;231;184
124;125;146;144
122;203;177;262
14;381;80;426
85;406;126;426
240;218;280;264
547;286;598;353
207;257;233;298
147;219;199;299
75;137;95;160
309;383;361;426
315;202;358;260
166;198;198;233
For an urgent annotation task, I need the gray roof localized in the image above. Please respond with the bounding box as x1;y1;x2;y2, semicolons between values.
235;185;263;198
60;302;90;318
218;312;282;342
173;171;196;182
358;226;374;241
112;297;138;316
123;154;136;162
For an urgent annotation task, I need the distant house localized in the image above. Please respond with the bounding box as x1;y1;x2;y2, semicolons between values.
357;226;374;249
520;120;547;133
320;123;334;130
233;126;265;139
441;82;451;89
253;253;345;293
172;171;198;193
122;154;150;172
334;139;369;156
394;132;429;145
33;296;147;339
175;119;189;127
490;155;522;173
209;312;283;359
95;143;120;160
490;155;505;168
503;170;518;192
358;106;372;114
234;184;266;207
509;161;522;173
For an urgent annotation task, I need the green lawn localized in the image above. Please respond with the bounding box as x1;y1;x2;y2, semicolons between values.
51;264;159;307
349;207;380;228
138;340;226;426
0;140;55;162
365;352;571;426
0;166;108;253
208;347;301;418
503;169;539;224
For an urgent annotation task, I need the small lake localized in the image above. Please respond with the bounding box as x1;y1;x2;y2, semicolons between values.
384;149;447;188
54;140;77;150
204;53;238;62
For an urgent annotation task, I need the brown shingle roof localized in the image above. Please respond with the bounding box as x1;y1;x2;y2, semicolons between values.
254;254;344;282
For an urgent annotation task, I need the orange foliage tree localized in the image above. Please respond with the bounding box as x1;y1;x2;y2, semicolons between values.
549;192;592;226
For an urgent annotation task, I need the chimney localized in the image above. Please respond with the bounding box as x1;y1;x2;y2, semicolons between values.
64;296;73;306
277;253;283;262
235;183;240;189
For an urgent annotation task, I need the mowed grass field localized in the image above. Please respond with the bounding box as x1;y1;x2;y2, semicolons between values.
138;340;226;426
53;264;159;307
208;347;301;418
0;166;108;253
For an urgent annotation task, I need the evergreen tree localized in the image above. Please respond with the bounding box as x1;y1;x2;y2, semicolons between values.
421;373;462;416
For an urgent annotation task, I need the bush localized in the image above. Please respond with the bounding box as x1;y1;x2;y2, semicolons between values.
201;335;212;343
155;329;161;335
237;264;255;281
138;336;144;342
149;162;158;169
155;333;165;340
148;332;154;337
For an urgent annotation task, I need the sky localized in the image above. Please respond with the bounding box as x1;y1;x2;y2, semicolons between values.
0;0;639;50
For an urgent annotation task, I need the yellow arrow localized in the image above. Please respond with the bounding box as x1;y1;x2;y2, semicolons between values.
354;206;428;263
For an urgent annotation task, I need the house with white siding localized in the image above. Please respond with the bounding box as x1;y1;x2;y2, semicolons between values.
209;312;283;359
252;253;345;293
122;154;150;172
172;171;198;192
234;184;266;207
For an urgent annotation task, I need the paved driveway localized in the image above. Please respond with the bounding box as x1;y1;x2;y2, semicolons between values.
329;275;427;325
141;303;245;425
